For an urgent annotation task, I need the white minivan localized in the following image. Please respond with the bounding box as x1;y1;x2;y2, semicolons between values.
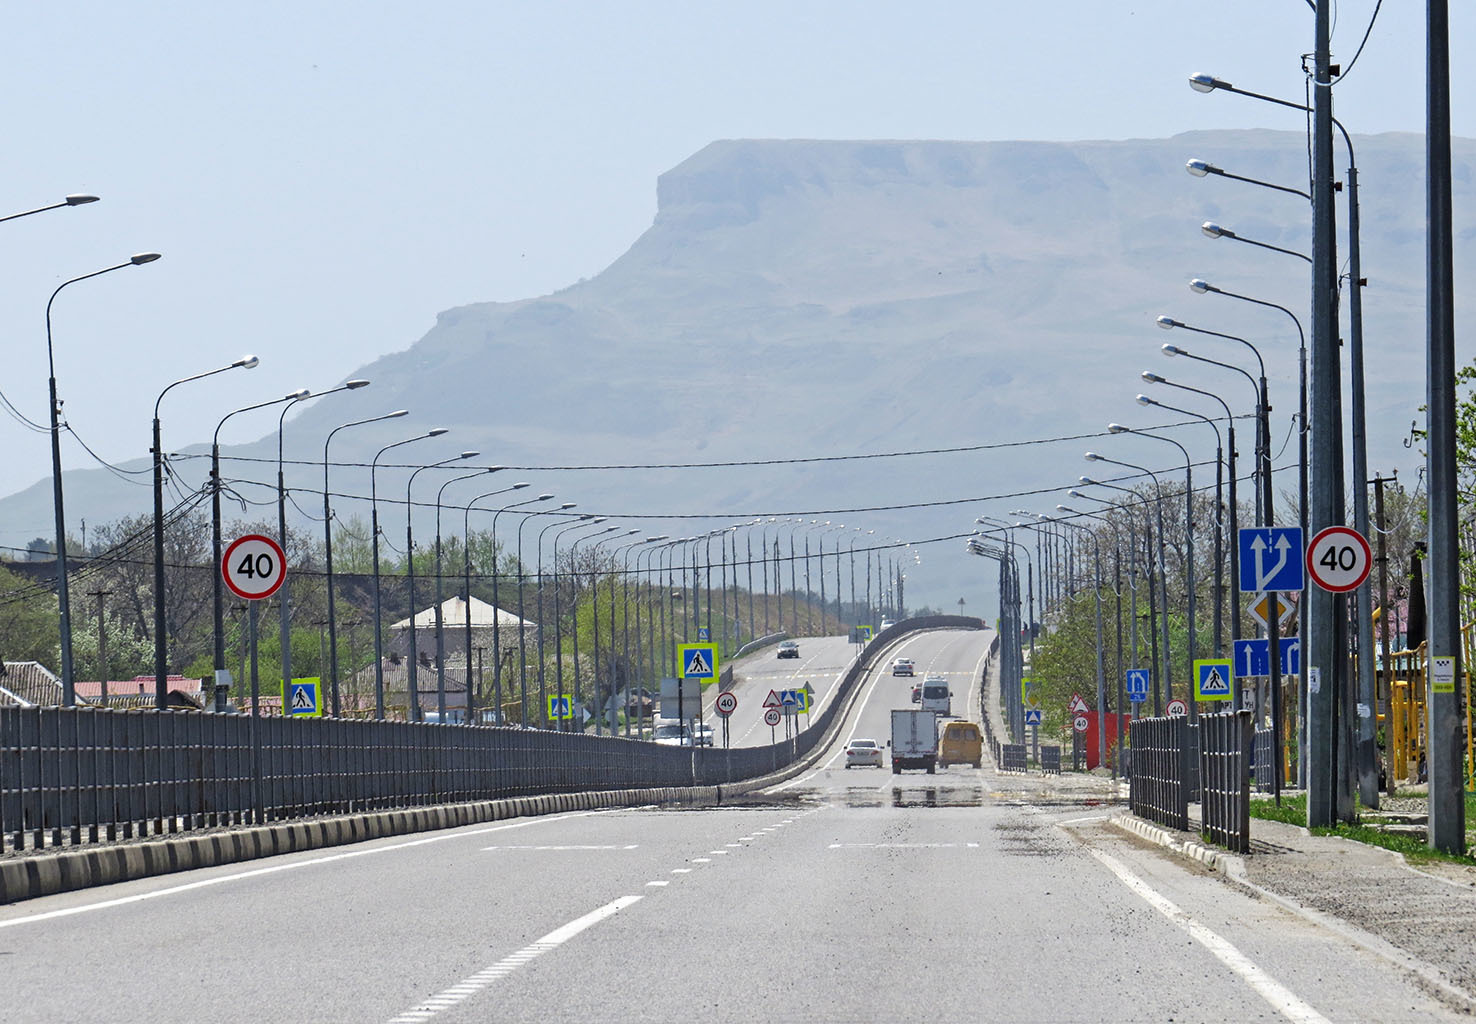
919;676;952;717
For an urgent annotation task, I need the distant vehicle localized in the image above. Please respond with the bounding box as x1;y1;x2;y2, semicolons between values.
653;722;692;746
879;618;895;631
777;640;801;659
890;709;939;773
692;722;714;747
910;681;922;703
938;721;983;768
920;676;953;717
844;737;884;768
891;658;915;676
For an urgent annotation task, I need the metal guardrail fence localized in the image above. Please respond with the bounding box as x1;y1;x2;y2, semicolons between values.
1040;745;1061;774
999;744;1028;773
1253;727;1275;794
1199;710;1253;853
1128;715;1189;832
1;615;987;856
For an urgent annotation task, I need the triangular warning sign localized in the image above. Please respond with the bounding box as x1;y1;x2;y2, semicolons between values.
1068;693;1089;714
763;690;782;708
684;649;712;675
291;686;313;710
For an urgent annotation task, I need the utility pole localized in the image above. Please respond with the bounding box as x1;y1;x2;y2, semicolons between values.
1371;474;1396;796
1425;0;1466;853
89;590;112;707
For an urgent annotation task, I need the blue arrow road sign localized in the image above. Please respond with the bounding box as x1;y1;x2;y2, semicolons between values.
1238;527;1305;594
1125;669;1150;703
1233;637;1301;678
1024;708;1043;726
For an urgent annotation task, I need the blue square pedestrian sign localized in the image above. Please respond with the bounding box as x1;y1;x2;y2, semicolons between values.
1194;659;1233;702
677;643;719;680
1125;669;1150;703
547;694;573;720
286;678;322;717
1238;527;1305;594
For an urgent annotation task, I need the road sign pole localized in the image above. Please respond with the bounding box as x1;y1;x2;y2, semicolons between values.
248;600;263;823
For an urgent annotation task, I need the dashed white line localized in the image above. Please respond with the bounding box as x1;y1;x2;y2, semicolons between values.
386;895;641;1024
645;881;669;887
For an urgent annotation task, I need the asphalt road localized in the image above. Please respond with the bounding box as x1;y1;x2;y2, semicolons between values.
3;628;1466;1023
707;634;860;747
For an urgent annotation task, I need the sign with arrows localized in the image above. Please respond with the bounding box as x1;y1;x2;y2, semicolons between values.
1194;658;1234;702
1238;527;1305;594
1232;637;1300;678
1125;669;1150;703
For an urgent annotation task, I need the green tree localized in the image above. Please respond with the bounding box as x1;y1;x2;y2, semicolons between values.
0;563;59;667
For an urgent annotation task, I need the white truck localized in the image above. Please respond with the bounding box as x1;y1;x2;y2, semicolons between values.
890;709;939;774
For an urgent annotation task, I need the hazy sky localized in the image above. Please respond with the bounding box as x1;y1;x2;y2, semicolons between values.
2;1;1469;525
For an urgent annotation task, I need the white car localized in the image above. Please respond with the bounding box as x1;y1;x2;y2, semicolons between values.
653;723;691;746
891;658;915;676
844;738;884;768
880;618;895;631
692;723;714;747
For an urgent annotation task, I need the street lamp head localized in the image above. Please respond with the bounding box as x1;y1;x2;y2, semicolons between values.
1079;476;1100;486
427;427;449;437
1185;159;1212;177
1201;221;1232;240
458;450;479;459
130;252;162;265
1189;278;1218;295
535;493;554;501
512;481;531;489
647;534;669;542
1084;452;1103;462
387;409;409;418
1067;489;1086;500
1189;72;1229;93
557;502;576;509
65;194;100;206
1136;394;1157;407
233;355;261;369
287;388;311;400
1107;423;1129;435
1156;315;1181;329
1142;371;1167;383
345;379;370;389
1162;343;1184;357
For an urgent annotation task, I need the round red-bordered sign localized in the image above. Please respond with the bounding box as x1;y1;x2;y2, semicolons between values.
1072;715;1089;734
714;691;738;717
763;707;782;727
1306;525;1372;593
1166;699;1187;717
222;533;287;601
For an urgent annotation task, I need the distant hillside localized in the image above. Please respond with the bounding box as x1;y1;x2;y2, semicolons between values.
2;132;1470;612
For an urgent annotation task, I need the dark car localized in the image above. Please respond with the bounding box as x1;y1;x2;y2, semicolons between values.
777;640;800;659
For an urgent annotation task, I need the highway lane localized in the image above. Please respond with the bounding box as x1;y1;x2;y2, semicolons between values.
3;627;1465;1023
706;634;860;747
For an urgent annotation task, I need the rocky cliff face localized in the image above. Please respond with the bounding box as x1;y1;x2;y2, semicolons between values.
4;132;1469;611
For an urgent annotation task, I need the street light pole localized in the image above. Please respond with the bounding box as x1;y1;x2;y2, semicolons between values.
371;429;449;718
45;253;162;701
537;509;586;726
323;409;408;716
461;482;531;722
152;354;259;708
435;466;499;718
518;502;574;726
488;493;552;724
552;518;608;730
1;193;99;224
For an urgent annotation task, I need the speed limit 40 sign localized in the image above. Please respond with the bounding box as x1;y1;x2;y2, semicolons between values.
1306;526;1372;593
222;534;287;601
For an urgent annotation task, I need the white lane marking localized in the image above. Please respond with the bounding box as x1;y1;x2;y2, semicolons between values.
829;842;980;849
645;881;669;887
671;868;692;874
387;895;641;1024
1086;846;1330;1024
0;810;617;932
710;850;728;855
692;857;711;863
482;844;638;852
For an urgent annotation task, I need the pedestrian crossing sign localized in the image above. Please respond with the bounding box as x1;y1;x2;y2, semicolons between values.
678;643;719;680
547;694;573;720
1194;659;1233;702
286;678;322;717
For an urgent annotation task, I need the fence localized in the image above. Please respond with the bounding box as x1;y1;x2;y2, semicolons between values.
1;614;987;856
1128;715;1189;832
1199;710;1253;853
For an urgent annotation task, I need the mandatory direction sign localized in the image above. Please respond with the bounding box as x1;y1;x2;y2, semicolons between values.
677;643;719;680
714;691;738;717
1306;525;1372;593
1232;637;1301;678
1125;669;1150;703
1238;527;1305;594
1194;658;1233;702
222;533;287;601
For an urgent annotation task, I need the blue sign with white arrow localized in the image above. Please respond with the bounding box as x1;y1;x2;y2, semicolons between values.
1238;527;1305;594
1125;669;1150;703
1233;637;1300;678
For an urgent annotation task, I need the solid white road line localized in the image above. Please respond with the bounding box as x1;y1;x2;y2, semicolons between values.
386;895;642;1024
0;810;618;932
1086;846;1331;1024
